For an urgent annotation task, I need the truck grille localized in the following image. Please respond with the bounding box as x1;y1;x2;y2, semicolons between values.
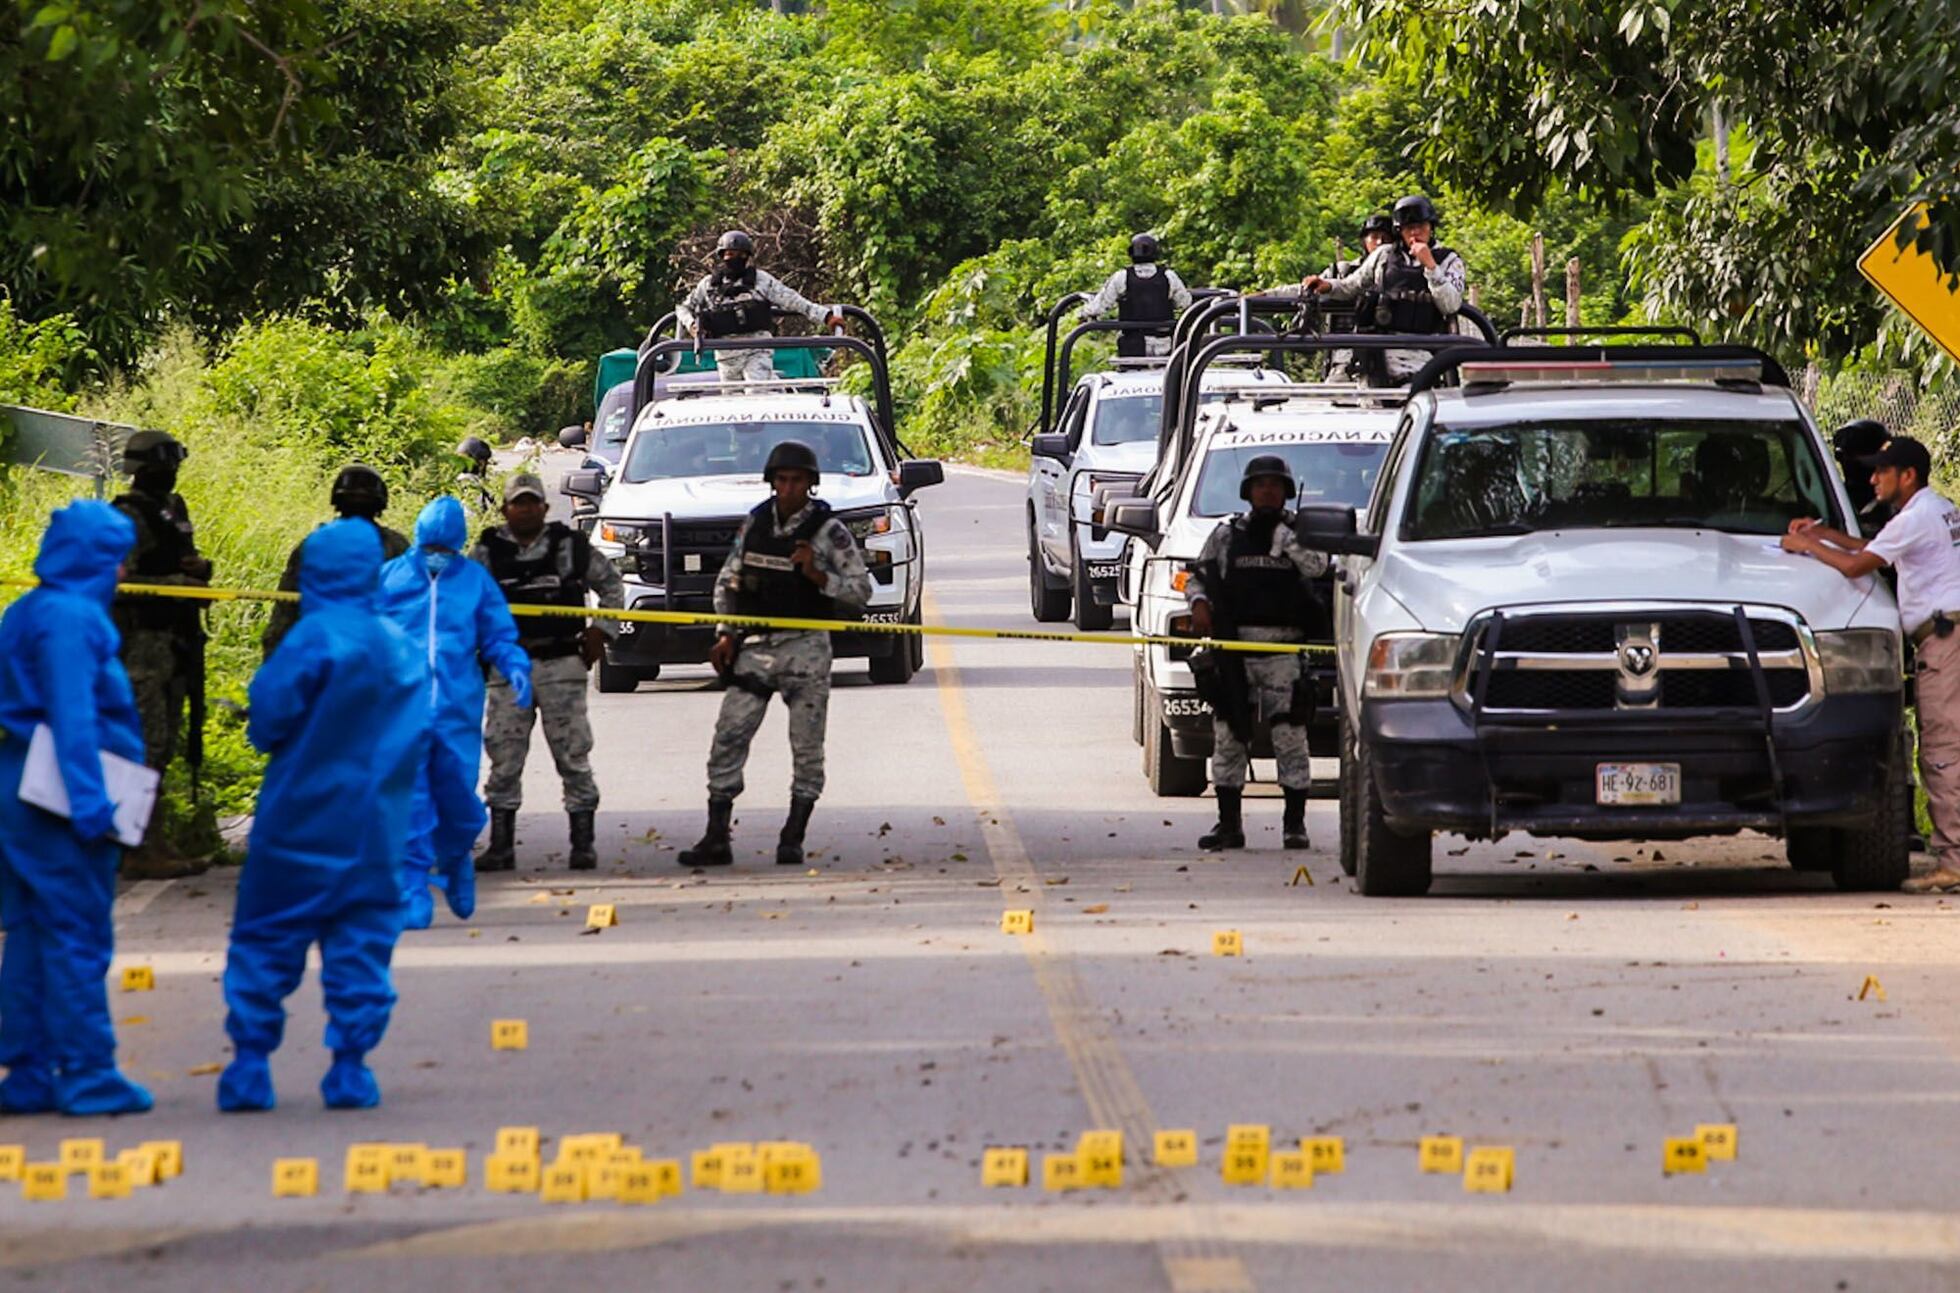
629;519;744;597
1461;605;1817;715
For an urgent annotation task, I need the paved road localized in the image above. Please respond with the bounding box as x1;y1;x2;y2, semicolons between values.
9;465;1960;1291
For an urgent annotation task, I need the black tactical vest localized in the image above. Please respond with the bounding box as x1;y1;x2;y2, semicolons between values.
479;522;590;659
1373;244;1457;334
1116;266;1173;358
1224;513;1312;630
734;500;839;621
113;489;199;634
699;266;774;337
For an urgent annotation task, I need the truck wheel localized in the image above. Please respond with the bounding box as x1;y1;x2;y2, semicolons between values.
1144;691;1207;798
1028;512;1070;623
1830;730;1913;891
1336;715;1359;877
868;615;919;685
1353;735;1432;896
595;656;643;694
1785;827;1834;871
1132;657;1146;747
1071;536;1113;632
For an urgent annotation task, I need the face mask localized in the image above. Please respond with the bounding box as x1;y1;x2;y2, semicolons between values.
134;465;179;495
423;549;455;575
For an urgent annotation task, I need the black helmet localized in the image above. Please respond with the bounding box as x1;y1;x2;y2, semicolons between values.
330;463;389;516
1832;418;1889;460
1129;232;1160;264
763;439;820;484
1359;213;1395;240
457;436;493;467
1392;194;1440;228
123;429;187;470
716;230;755;259
1239;453;1296;502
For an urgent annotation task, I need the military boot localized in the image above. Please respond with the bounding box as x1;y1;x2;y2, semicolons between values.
1282;788;1310;850
776;798;816;867
677;797;734;868
568;810;597;871
1198;788;1246;851
478;808;517;872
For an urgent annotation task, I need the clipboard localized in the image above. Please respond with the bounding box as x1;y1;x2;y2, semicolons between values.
16;724;159;847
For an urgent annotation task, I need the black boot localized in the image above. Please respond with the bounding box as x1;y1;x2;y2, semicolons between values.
677;797;734;868
776;797;816;867
478;808;517;872
568;810;597;871
1199;788;1246;851
1282;788;1310;850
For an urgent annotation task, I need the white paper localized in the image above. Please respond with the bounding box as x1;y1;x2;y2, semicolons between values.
16;724;160;847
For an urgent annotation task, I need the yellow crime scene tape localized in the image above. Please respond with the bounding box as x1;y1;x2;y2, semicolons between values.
0;577;1333;655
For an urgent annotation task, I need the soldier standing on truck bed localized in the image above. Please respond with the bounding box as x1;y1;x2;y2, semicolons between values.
1077;233;1194;358
1299;195;1468;385
677;231;843;385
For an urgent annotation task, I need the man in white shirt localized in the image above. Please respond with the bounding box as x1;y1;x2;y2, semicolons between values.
1784;435;1960;891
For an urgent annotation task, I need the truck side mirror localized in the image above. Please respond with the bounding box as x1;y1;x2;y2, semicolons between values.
561;469;605;502
1293;504;1378;558
558;425;588;449
1031;433;1072;461
897;459;945;498
1105;499;1162;547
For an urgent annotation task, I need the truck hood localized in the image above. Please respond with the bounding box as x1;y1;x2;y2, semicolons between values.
600;472;895;520
1381;529;1886;632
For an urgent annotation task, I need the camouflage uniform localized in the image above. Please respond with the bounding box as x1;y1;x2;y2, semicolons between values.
676;268;832;384
263;519;411;658
472;523;625;812
111;487;206;774
705;503;872;802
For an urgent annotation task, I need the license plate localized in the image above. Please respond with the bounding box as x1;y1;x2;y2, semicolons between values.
1595;762;1680;806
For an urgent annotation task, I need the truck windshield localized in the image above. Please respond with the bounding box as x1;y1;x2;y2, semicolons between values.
1405;418;1837;540
1090;389;1250;447
621;420;877;483
591;383;633;465
1193;441;1387;517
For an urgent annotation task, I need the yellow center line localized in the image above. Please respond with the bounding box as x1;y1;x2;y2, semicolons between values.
921;588;1253;1293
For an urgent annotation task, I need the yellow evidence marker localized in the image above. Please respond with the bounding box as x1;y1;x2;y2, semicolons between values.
116;1149;157;1187
765;1148;822;1195
586;903;618;929
0;1146;25;1181
387;1144;428;1186
648;1158;684;1198
1154;1130;1198;1167
490;1019;529;1050
1223;1123;1270;1183
1212;930;1244;957
690;1147;726;1190
88;1162;133;1200
1463;1147;1515;1194
721;1149;764;1194
272;1158;320;1198
618;1164;664;1205
1663;1137;1708;1176
585;1162;621;1201
1041;1153;1083;1192
424;1149;467;1189
982;1147;1030;1187
1418;1136;1464;1174
22;1163;66;1202
1303;1137;1346;1175
1001;909;1034;935
120;965;155;991
1858;974;1886;1002
1268;1150;1314;1190
1289;865;1314;887
140;1141;184;1180
59;1138;105;1175
539;1162;587;1203
344;1145;390;1194
485;1153;541;1194
494;1126;540;1160
1079;1147;1122;1189
1697;1124;1739;1162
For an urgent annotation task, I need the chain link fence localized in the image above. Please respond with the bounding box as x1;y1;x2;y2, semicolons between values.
1801;367;1960;462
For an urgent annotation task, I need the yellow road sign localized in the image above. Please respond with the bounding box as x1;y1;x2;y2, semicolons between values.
1858;204;1960;365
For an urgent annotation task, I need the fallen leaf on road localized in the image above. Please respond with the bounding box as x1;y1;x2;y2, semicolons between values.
878;822;893;836
1682;901;1699;910
1083;904;1110;914
1158;949;1187;957
1044;876;1069;886
187;1063;221;1076
975;879;1001;887
527;893;550;904
468;929;482;937
932;816;946;826
1114;884;1132;893
951;853;969;862
122;1016;149;1026
763;911;784;920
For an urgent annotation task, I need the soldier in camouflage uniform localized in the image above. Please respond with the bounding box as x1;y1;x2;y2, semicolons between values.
677;231;841;384
262;464;411;659
1185;455;1327;852
678;440;872;869
111;430;212;880
470;473;624;871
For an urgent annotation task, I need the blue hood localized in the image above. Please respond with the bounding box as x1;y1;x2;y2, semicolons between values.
34;500;136;604
414;496;468;552
299;519;383;615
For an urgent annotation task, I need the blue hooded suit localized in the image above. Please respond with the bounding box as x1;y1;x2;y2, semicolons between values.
0;500;152;1116
219;521;429;1111
380;497;531;929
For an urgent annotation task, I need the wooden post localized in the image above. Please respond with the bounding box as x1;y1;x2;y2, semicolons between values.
1565;258;1581;329
1467;282;1482;309
1530;233;1548;328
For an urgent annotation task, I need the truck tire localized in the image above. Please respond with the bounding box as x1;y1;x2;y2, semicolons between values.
1785;827;1834;871
1336;714;1359;877
1353;734;1432;896
595;656;646;694
1830;730;1913;891
1145;691;1207;798
868;614;919;685
1071;535;1113;632
1132;657;1146;746
1029;511;1070;623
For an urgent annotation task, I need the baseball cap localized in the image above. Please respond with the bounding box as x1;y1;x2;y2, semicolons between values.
1860;436;1933;479
503;472;548;503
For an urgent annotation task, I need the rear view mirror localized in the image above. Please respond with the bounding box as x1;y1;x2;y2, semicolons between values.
558;425;588;449
897;459;944;498
1293;504;1378;557
1031;433;1072;461
561;469;605;502
1105;499;1161;547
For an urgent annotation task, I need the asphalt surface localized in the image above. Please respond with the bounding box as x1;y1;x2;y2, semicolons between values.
7;463;1960;1291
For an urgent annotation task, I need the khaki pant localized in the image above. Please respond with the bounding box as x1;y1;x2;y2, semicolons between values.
1917;631;1960;868
483;654;598;812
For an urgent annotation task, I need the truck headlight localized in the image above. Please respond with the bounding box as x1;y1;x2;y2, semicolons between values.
1816;628;1902;693
1363;632;1456;699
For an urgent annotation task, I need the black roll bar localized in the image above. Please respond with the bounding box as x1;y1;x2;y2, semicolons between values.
1402;344;1791;395
634;332;902;459
1500;325;1703;345
1039;293;1087;434
1038;287;1231;434
638;304;889;377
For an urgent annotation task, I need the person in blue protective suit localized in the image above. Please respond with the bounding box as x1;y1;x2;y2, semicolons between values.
219;521;429;1111
380;496;532;930
0;501;153;1116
